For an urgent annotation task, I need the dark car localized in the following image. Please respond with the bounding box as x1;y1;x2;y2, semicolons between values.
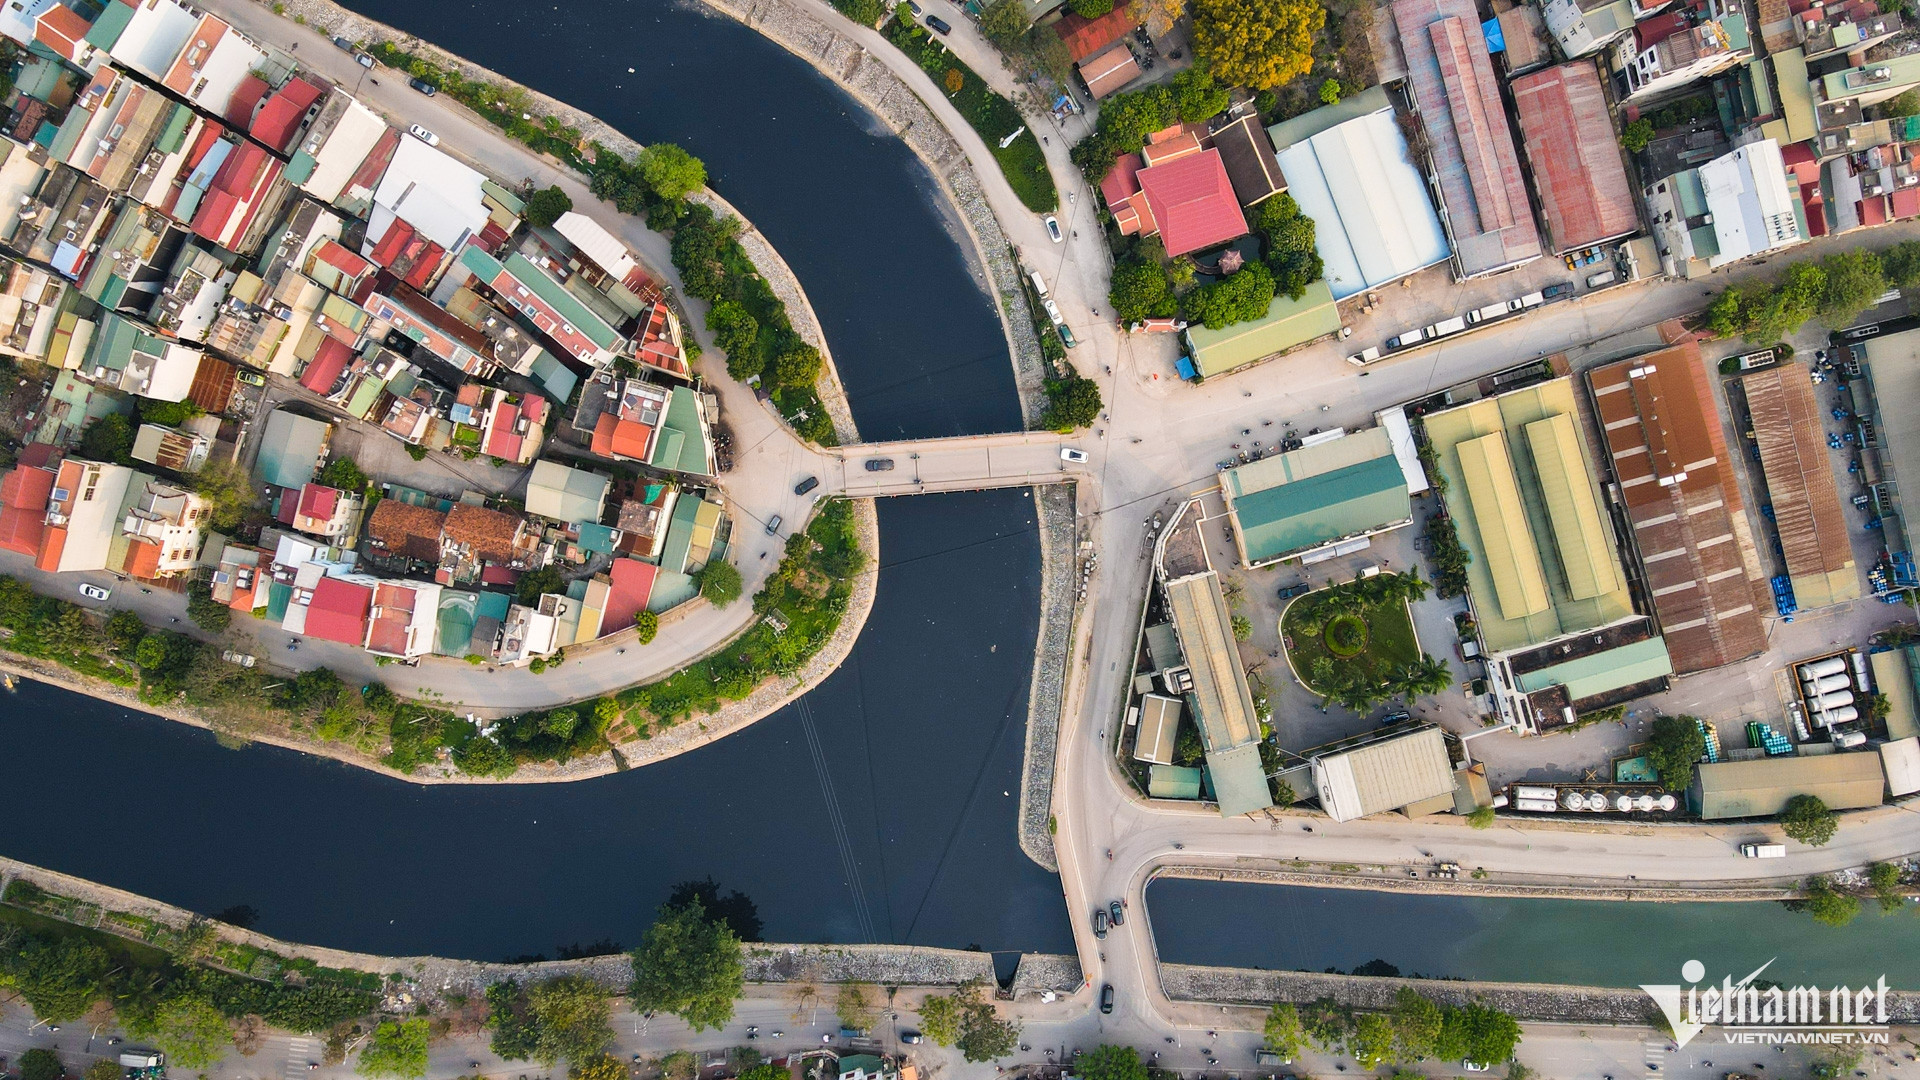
1108;901;1124;927
1380;710;1412;726
865;459;895;471
794;476;820;496
1092;908;1108;938
925;15;952;32
407;77;437;96
1277;581;1310;601
900;1031;924;1045
1099;984;1115;1014
1541;282;1576;301
331;36;354;50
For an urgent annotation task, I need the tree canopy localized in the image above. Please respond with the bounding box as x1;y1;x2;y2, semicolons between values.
1799;875;1861;927
1644;714;1705;791
639;144;708;202
525;186;574;228
1040;372;1102;430
136;994;232;1069
1780;794;1838;846
698;560;744;607
10;935;110;1023
916;981;1017;1062
629;898;745;1032
79;412;134;465
706;301;762;380
1251;194;1323;299
359;1019;431;1079
1184;262;1276;330
1078;1046;1148;1080
1264;1003;1307;1060
1109;260;1177;323
1189;0;1324;91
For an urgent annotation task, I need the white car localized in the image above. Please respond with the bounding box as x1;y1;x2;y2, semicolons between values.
408;124;440;147
1042;297;1065;326
1060;447;1088;463
1044;215;1062;243
78;583;111;601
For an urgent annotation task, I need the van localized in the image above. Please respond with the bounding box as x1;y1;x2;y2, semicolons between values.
1586;269;1617;288
1028;270;1048;298
1386;327;1427;350
1740;842;1787;858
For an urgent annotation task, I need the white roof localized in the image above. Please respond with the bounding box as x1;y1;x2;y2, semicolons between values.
553;212;638;280
369;136;489;251
1882;737;1920;797
1276;106;1451;300
1376;406;1432;495
0;0;58;49
139;344;203;403
300;98;388;203
184;33;266;115
1701;139;1801;267
109;0;199;80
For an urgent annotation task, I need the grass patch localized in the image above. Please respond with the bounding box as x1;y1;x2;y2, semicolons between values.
882;17;1057;213
1282;589;1418;697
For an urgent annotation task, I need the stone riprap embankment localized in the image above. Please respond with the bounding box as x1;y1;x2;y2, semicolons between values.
698;0;1051;425
257;0;858;445
1162;963;1920;1023
1017;484;1078;871
1;859;1076;997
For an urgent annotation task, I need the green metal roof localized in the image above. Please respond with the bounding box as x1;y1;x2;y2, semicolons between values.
434;590;478;656
648;386;713;476
1183;279;1342;378
658;495;705;575
1267;84;1395;150
1772;48;1817;144
1691;753;1885;819
284;150;317;185
1204;743;1274;817
481;179;526;215
501;253;620;349
155;104;193;154
265;581;293;622
84;1;135;49
1229;454;1409;563
528;349;577;402
647;568;697;613
577;522;619;554
474;590;513;621
1149;764;1204;799
255;410;330;490
345;376;386;419
1516;635;1674;701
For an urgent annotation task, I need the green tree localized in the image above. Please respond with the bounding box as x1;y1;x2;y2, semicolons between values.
1069;0;1115;14
1818;249;1888;329
316;456;368;492
1704;286;1751;338
639;144;708;202
952;991;1019;1063
1040;373;1102;431
634;610;659;644
669;205;740;302
1348;1014;1396;1068
1264;1003;1307;1060
919;993;963;1046
1779;794;1838;846
14;936;109;1023
1882;240;1920;291
18;1050;62;1080
1800;875;1861;927
1077;1045;1148;1080
1621;118;1654;153
570;1055;631;1080
978;0;1031;49
706;302;762;380
188;459;256;531
187;580;231;634
1184;262;1276;329
106;608;147;651
522;976;614;1067
697;560;743;607
1189;0;1324;90
1231;614;1252;641
768;344;823;389
836;983;879;1031
1749;262;1827;342
1644;714;1706;791
525;186;574;228
84;1060;122;1080
358;1018;430;1079
1391;987;1444;1061
139;994;231;1069
1867;861;1906;911
1108;260;1175;322
138;399;200;427
1466;805;1496;829
79;412;134;465
1252;193;1323;298
1319;78;1342;105
1437;1003;1522;1067
517;565;566;604
630;899;745;1032
1171;67;1230;124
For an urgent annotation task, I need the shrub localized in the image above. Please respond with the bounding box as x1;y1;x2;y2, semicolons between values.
525;186;574;228
1621;118;1655;152
634;610;659;644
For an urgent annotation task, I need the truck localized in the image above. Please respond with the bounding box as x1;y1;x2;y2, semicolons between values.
1345;346;1382;367
1387;317;1468;350
1255;1051;1293;1067
1740;843;1787;858
1431;315;1468;338
1466;299;1522;325
1385;326;1428;350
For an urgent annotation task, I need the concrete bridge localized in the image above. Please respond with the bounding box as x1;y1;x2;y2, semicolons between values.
823;431;1088;496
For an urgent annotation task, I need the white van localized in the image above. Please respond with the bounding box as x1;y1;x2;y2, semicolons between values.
1740;842;1787;858
1587;269;1617;288
1028;270;1049;298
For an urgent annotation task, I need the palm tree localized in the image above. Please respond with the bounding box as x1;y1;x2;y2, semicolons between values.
1395;570;1431;605
1401;654;1454;699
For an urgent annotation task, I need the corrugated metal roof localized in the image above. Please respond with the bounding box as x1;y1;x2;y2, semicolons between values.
1525;412;1621;601
1164;572;1260;750
1742;365;1859;607
1135;694;1183;764
1148;764;1203;799
1510;61;1639;252
1691;753;1884;819
553;211;638;280
1224;429;1411;564
1516;635;1673;699
1871;650;1918;741
1184;279;1341;376
1204;743;1273;816
1457;430;1551;619
1312;725;1456;821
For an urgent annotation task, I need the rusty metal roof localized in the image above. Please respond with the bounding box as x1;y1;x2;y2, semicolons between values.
1510;61;1641;253
1741;364;1861;608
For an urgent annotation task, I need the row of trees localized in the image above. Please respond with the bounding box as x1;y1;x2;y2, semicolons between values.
914;980;1021;1061
1265;991;1524;1069
1705;242;1920;343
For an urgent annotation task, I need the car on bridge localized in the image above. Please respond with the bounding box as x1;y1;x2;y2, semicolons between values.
865;459;894;471
1099;984;1115;1014
1061;447;1088;464
794;476;819;495
1091;907;1108;938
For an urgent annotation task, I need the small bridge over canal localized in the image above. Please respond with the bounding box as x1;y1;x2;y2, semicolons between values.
822;431;1089;497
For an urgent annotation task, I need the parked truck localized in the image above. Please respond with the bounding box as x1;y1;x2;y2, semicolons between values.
1740;843;1787;858
1386;316;1468;351
1466;299;1521;325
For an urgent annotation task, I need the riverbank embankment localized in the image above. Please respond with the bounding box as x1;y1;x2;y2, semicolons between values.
0;858;1082;996
1153;864;1805;903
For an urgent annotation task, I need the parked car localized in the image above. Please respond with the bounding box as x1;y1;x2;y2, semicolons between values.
1092;908;1108;938
78;583;111;601
1277;581;1310;600
766;514;783;535
925;14;952;32
408;124;440;147
1380;710;1411;726
1108;900;1124;927
908;0;922;11
1585;269;1617;288
331;36;354;50
900;1031;924;1045
1099;984;1115;1014
864;459;895;471
1057;323;1078;348
355;52;375;68
1541;282;1576;301
1060;447;1088;463
407;77;437;96
1463;1063;1490;1073
1042;297;1065;325
794;476;820;496
235;369;266;387
1044;215;1062;243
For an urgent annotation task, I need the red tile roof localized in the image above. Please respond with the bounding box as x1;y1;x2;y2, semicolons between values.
442;504;524;564
1137;148;1248;257
305;576;373;645
1861;194;1889;226
297;483;340;521
34;526;66;572
301;336;354;395
250;78;324;153
17;443;56;469
33;4;90;61
365;500;447;562
0;463;53;556
123;540;162;581
1894;186;1920;219
603;557;658;631
1510;62;1639;252
224;75;270;127
479;563;519;585
484;403;522;460
1635;10;1688;47
1080;43;1142;99
1099;154;1145;210
314;239;371;279
1055;6;1136;62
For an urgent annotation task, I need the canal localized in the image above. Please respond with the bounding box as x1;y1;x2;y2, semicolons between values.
1148;879;1920;990
2;0;1070;961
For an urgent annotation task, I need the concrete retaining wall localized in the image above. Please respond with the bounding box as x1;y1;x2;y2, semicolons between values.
1017;483;1077;871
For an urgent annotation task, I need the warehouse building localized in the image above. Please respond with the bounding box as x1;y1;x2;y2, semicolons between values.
1689;753;1886;818
1163;567;1273;817
1587;341;1771;673
1509;62;1640;254
1180;281;1343;380
1853;328;1920;592
1219;426;1425;567
1740;365;1860;609
1309;724;1458;822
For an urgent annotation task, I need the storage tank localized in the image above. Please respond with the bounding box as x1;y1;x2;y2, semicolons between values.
1615;794;1635;812
1586;792;1608;811
1833;730;1867;749
1825;705;1861;724
1515;798;1558;812
1818;689;1856;709
1562;791;1586;810
1802;656;1850;679
1656;794;1677;811
1809;673;1853;694
1513;785;1558;802
1634;794;1657;811
1851;652;1871;692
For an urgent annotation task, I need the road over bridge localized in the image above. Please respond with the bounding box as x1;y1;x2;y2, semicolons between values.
822;430;1090;496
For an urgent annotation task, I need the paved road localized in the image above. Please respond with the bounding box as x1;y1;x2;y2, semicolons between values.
828;431;1084;495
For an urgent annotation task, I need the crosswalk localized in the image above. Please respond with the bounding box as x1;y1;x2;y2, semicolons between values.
285;1036;323;1080
1645;1037;1669;1074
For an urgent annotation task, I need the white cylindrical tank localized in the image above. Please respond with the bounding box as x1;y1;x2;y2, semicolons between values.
1818;690;1855;709
1635;794;1657;811
1833;730;1867;749
1803;657;1849;679
1562;791;1585;810
1656;794;1677;811
1514;785;1557;802
1809;673;1853;694
1851;652;1871;691
1586;792;1608;811
1825;705;1860;724
1615;794;1634;811
1515;798;1557;812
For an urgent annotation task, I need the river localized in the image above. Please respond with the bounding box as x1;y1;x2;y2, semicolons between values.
1;0;1070;961
1148;879;1920;990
